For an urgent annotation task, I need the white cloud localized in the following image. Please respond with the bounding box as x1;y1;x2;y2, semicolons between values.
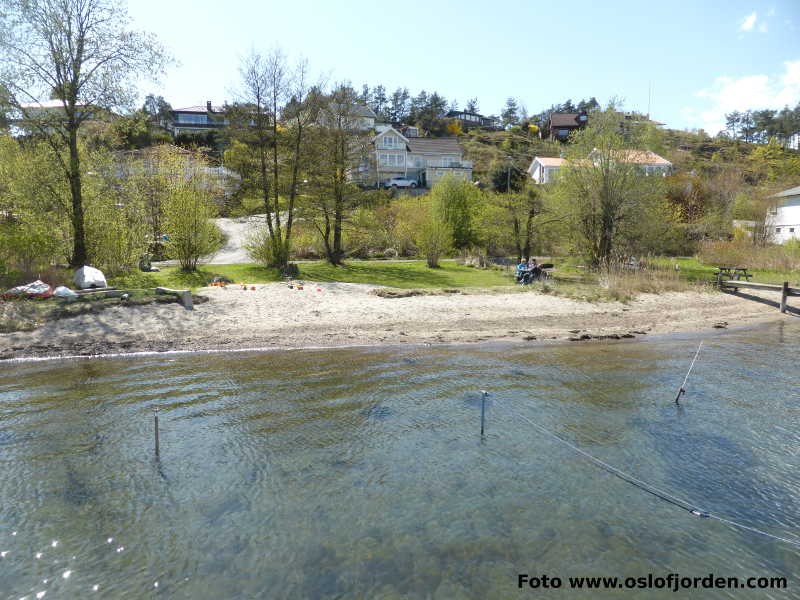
740;11;757;31
691;60;800;134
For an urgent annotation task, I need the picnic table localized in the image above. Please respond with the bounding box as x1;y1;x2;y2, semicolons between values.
715;266;752;282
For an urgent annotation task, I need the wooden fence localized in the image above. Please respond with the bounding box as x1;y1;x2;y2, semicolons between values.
720;280;800;313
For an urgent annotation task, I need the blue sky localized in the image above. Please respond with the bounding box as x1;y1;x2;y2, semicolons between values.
127;0;799;135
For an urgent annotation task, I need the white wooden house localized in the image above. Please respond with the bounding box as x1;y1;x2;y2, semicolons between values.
528;150;672;184
369;126;472;187
769;185;800;243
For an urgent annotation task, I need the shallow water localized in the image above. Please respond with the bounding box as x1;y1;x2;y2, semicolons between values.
1;322;799;599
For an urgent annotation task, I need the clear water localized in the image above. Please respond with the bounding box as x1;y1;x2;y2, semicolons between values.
1;322;799;599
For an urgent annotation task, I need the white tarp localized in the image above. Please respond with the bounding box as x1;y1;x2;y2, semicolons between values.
73;266;107;289
53;286;79;299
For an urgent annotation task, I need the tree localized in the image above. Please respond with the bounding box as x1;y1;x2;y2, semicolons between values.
501;97;519;127
484;187;555;261
554;107;666;267
305;84;373;265
725;111;742;139
0;135;70;271
142;94;172;128
416;212;451;268
387;87;410;124
225;48;318;269
0;0;168;267
465;98;479;113
489;159;526;193
430;175;480;250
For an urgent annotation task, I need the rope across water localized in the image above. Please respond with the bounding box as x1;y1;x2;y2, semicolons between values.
496;399;800;549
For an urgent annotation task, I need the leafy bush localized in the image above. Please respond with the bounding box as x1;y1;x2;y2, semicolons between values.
416;217;452;268
164;188;223;271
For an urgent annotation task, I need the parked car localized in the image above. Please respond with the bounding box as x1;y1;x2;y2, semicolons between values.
383;176;417;188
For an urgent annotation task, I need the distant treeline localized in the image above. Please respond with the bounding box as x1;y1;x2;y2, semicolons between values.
724;104;800;145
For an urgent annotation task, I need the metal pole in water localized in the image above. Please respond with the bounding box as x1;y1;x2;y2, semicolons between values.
480;390;488;436
154;408;160;457
675;341;703;405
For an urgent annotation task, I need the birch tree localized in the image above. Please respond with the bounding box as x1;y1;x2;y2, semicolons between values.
0;0;168;267
226;49;320;269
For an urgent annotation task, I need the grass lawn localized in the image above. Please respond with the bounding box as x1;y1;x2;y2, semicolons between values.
105;256;800;294
109;260;515;291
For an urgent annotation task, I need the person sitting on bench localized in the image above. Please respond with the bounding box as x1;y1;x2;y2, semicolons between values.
527;257;542;282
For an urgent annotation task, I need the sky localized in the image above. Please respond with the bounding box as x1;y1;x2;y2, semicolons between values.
126;0;800;135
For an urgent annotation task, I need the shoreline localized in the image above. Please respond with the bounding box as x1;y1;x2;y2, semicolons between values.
1;283;792;362
0;319;780;365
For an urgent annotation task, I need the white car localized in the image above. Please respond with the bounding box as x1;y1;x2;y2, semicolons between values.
383;177;417;188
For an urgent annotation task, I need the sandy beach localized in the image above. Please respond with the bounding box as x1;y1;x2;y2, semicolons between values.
0;282;793;360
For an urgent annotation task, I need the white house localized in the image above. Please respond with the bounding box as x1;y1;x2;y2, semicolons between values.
769;185;800;243
528;150;672;184
369;126;472;188
528;157;566;184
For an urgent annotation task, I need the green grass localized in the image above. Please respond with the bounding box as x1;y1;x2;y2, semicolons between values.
650;257;799;285
109;260;514;291
103;255;800;294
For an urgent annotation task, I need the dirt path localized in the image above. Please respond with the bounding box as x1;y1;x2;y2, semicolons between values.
1;285;792;360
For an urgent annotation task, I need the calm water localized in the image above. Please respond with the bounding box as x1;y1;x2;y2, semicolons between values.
1;322;799;599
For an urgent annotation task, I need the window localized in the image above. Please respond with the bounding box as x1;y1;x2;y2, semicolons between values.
379;153;404;167
790;228;796;233
558;129;569;137
382;135;396;148
177;113;208;124
776;227;781;233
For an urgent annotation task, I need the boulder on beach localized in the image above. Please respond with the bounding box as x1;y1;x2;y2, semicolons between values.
73;266;107;289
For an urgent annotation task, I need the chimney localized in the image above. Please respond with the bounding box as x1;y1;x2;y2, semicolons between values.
206;100;212;112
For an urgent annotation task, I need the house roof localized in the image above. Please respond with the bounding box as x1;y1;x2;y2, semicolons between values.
533;157;566;167
374;126;408;143
173;105;225;113
770;185;800;199
549;113;584;127
618;150;671;165
407;137;462;154
446;110;490;119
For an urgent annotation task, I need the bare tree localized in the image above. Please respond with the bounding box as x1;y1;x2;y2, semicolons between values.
226;49;320;269
0;0;168;266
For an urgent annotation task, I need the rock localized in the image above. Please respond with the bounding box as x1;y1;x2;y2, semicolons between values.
523;335;537;341
713;321;728;329
73;266;107;289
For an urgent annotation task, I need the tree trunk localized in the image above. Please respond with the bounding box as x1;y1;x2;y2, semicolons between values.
68;128;87;267
331;189;344;266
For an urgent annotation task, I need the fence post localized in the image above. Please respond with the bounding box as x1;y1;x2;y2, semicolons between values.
780;281;788;313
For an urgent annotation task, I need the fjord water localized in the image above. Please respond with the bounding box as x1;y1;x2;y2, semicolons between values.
1;323;798;599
